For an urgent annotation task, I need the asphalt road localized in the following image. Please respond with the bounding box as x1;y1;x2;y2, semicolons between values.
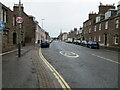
41;40;119;88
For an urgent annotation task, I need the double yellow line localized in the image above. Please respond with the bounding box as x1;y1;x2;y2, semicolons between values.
39;48;71;90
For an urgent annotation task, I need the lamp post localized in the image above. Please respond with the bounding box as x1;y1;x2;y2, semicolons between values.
42;19;45;29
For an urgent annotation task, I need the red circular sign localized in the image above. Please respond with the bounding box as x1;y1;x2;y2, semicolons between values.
16;16;24;24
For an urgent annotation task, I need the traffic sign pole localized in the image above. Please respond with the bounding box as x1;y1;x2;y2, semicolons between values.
18;0;22;57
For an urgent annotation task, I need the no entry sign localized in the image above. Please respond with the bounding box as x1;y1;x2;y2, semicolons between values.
16;16;24;24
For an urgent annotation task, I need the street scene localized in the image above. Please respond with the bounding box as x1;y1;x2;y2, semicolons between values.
0;0;120;89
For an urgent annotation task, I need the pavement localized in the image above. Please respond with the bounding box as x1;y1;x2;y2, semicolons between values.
2;45;61;89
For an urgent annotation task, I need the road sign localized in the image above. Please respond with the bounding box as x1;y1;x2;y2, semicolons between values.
16;16;23;24
0;27;5;30
0;23;5;30
1;24;5;27
0;21;5;24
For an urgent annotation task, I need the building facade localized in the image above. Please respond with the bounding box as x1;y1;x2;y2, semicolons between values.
0;2;16;52
0;3;49;52
83;3;120;48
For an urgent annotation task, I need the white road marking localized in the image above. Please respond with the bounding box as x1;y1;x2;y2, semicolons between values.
0;49;26;56
0;49;17;56
60;51;79;58
39;48;71;89
92;54;120;64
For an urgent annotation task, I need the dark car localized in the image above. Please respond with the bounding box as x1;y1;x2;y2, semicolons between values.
87;41;99;49
41;40;50;48
81;40;88;46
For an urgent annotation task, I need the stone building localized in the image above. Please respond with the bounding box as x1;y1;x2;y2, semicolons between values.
58;32;67;41
0;2;16;52
45;31;50;40
75;27;83;40
13;4;36;45
83;3;120;48
0;3;48;52
67;28;78;41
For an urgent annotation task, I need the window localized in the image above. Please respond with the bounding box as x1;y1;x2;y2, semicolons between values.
99;23;101;30
115;20;119;29
94;25;96;32
0;9;3;21
89;21;91;25
84;30;86;34
94;36;96;41
96;16;100;23
84;23;86;27
105;21;108;29
114;35;119;45
13;16;16;26
89;28;91;33
4;10;7;23
98;35;101;41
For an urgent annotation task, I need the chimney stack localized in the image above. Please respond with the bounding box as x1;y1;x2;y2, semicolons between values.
13;4;24;12
98;4;115;14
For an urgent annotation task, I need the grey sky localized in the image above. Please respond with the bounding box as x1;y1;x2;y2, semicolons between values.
1;0;119;37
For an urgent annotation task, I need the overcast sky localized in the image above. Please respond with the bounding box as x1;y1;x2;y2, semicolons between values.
1;0;119;37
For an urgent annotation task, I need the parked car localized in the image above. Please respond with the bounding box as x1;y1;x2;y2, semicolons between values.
73;40;81;45
66;38;73;43
81;40;88;46
41;40;50;48
77;40;81;45
87;41;99;49
76;40;81;45
73;40;78;44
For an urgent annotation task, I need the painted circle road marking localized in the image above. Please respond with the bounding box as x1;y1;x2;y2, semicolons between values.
60;51;79;58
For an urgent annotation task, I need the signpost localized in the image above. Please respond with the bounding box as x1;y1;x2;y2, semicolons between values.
16;0;23;57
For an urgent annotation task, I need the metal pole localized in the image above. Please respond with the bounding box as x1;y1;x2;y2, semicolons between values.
42;19;45;29
18;0;21;57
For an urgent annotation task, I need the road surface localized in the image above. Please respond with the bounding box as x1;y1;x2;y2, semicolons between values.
41;40;119;88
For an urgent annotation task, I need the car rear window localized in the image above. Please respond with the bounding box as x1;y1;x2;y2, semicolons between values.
92;42;97;44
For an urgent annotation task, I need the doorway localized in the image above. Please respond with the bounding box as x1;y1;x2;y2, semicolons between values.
13;33;16;44
104;34;107;46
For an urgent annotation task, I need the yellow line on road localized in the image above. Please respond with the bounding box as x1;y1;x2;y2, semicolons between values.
39;48;71;90
92;54;120;64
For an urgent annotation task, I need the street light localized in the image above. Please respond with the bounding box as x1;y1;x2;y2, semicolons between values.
42;19;45;29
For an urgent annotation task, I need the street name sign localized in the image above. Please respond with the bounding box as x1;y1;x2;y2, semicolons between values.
0;21;5;24
0;21;5;30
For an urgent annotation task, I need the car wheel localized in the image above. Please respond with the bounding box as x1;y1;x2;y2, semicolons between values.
97;47;99;49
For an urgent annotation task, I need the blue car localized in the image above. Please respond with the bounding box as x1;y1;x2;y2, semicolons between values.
87;41;99;49
41;40;50;48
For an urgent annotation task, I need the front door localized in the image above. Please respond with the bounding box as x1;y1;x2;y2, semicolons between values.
104;34;107;46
